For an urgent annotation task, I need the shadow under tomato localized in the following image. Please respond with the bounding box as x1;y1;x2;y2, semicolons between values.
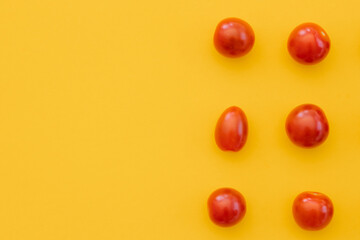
203;203;252;240
210;42;262;74
277;115;336;163
284;211;338;240
210;124;257;164
279;44;337;83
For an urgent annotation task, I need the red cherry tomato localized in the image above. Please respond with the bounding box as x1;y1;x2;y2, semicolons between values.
213;18;255;58
208;188;246;227
293;191;334;231
215;106;248;151
286;104;329;148
288;23;330;64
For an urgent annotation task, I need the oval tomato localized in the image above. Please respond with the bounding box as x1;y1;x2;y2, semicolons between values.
215;106;248;151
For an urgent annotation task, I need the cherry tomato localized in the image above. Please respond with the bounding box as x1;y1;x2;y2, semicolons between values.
286;104;329;148
215;106;248;151
207;188;246;227
288;23;330;64
293;191;334;231
213;18;255;58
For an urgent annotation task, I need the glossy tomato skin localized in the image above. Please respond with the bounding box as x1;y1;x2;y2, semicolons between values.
286;104;329;148
215;106;248;151
293;191;334;231
288;23;330;64
208;188;246;227
214;18;255;58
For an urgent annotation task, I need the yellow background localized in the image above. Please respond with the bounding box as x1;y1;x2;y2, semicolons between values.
0;0;359;239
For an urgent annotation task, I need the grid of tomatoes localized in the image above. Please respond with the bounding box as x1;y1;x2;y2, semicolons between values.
208;18;333;231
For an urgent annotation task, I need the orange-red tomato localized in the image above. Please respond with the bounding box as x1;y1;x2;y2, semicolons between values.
288;23;330;64
286;104;329;148
215;106;248;151
293;191;334;231
207;188;246;227
213;18;255;58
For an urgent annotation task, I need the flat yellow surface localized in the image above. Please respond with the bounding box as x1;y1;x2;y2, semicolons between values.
0;0;359;239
